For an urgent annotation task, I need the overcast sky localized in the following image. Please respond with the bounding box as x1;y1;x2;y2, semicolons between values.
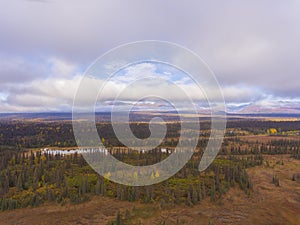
0;0;300;112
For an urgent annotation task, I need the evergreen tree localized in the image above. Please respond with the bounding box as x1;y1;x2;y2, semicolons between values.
116;211;122;225
186;191;192;206
210;181;216;202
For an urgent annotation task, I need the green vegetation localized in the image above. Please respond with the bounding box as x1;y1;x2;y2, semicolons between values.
0;145;257;212
1;120;299;149
0;119;299;214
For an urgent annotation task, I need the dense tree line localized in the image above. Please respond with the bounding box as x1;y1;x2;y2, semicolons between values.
220;139;300;156
292;148;300;160
226;120;300;133
0;148;255;212
1;120;299;149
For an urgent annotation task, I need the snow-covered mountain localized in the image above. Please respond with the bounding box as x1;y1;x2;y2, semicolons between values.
226;102;300;115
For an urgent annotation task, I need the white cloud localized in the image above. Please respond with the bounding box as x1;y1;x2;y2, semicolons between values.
48;57;78;78
0;56;82;112
0;55;45;85
1;75;81;111
0;1;300;112
0;60;299;112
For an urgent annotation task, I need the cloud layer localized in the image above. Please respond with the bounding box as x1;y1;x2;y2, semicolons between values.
0;0;300;112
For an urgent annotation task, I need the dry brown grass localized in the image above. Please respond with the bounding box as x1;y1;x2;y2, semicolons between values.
240;134;300;143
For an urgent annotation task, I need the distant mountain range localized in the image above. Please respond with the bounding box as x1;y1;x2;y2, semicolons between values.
224;102;300;115
1;104;300;121
2;98;300;120
0;110;300;121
